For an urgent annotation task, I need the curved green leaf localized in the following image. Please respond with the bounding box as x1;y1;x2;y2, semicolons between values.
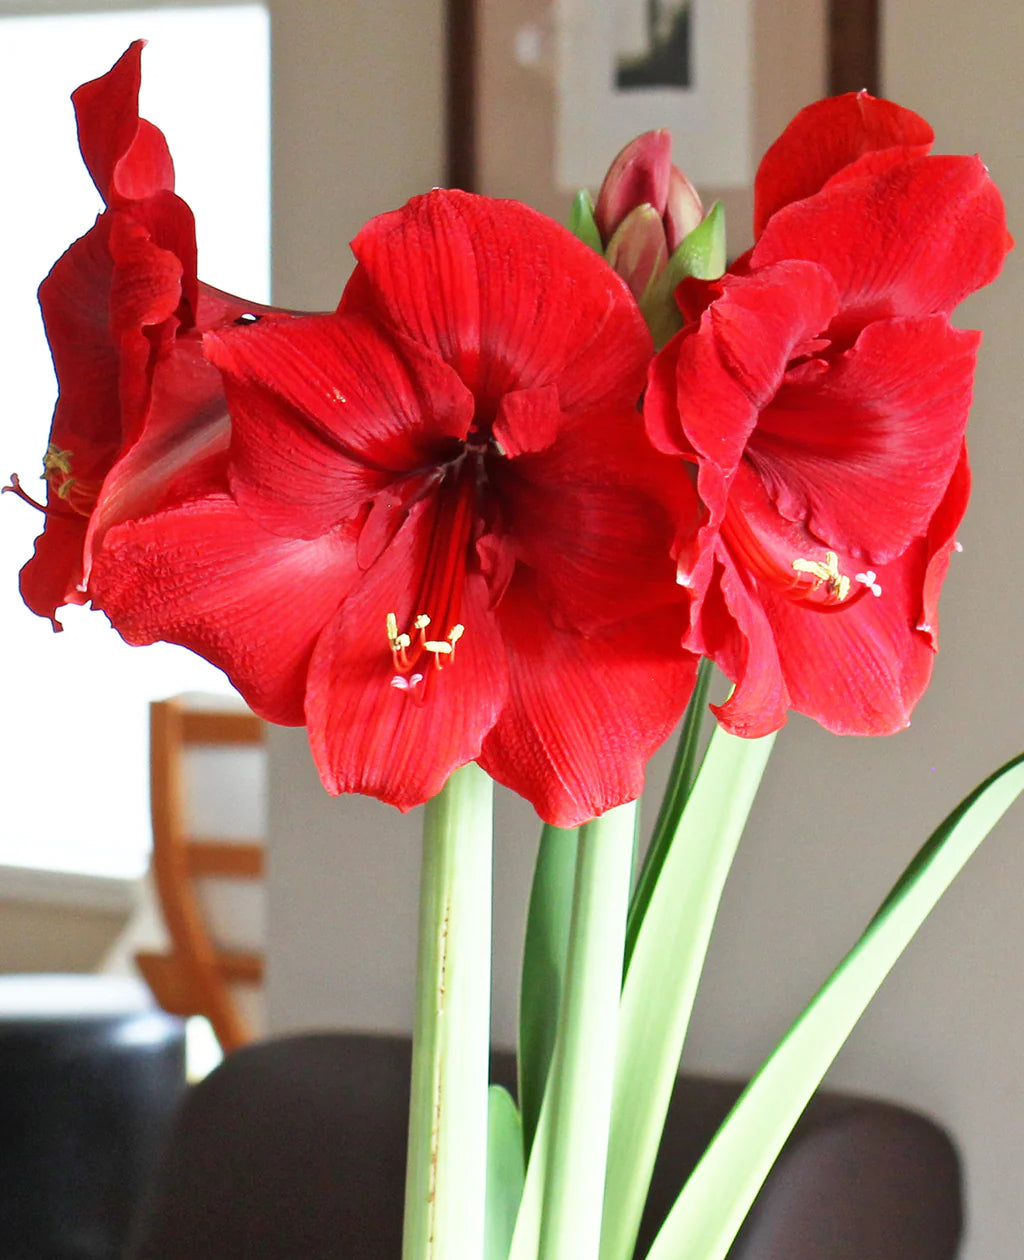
625;657;714;972
518;823;579;1158
485;1086;525;1260
644;751;1024;1260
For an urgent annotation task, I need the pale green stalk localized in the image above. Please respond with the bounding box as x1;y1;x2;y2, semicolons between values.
600;727;776;1260
402;762;494;1260
535;801;636;1260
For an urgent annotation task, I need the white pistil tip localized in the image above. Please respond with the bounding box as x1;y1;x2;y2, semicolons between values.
953;540;964;553
855;571;882;597
390;673;424;691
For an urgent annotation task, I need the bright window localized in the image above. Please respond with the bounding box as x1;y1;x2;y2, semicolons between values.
1;5;270;877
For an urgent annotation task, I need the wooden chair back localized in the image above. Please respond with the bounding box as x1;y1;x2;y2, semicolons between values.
136;695;266;1053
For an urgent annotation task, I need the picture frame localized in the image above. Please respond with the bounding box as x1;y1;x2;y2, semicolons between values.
446;0;878;252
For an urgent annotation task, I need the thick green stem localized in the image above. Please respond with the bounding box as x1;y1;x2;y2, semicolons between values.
402;763;494;1260
536;801;636;1260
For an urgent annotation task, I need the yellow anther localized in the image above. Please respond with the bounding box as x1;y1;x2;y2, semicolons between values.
413;614;431;631
395;633;411;650
43;444;73;478
386;612;399;642
424;640;453;655
792;550;851;601
448;624;465;645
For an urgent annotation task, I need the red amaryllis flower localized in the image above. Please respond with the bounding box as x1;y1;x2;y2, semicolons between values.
92;191;698;825
645;93;1012;737
13;41;291;628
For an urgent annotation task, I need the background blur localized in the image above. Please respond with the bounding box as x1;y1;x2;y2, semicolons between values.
2;2;1021;1257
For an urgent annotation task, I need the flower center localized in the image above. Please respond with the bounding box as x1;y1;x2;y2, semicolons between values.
3;446;101;519
41;444;101;517
385;454;479;697
721;466;875;613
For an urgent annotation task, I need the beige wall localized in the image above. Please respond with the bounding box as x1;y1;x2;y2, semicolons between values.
265;4;1024;1258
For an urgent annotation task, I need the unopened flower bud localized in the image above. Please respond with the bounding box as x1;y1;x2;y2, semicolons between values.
571;130;726;348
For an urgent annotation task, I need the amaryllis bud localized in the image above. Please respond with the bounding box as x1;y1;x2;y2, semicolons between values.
569;130;725;349
594;130;673;242
604;204;668;302
664;164;705;251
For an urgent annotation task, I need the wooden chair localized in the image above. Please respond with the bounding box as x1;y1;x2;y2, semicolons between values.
135;695;266;1054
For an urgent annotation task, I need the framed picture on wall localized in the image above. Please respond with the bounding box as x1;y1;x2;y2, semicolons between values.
447;0;878;250
555;0;752;192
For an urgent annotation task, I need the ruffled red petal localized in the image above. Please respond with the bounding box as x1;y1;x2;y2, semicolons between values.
754;92;934;235
749;315;980;565
72;41;175;207
479;574;697;826
18;515;89;630
493;404;686;633
205;312;474;539
753;154;1011;327
38;217;120;471
348;189;651;417
83;337;232;580
93;494;359;725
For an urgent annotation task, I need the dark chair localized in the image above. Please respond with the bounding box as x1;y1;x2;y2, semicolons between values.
0;974;186;1260
129;1032;962;1259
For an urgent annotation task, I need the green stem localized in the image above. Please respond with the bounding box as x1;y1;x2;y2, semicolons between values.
536;801;636;1260
625;657;713;969
402;762;494;1260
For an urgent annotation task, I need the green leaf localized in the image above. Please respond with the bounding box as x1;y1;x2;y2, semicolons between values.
625;657;714;971
666;199;726;283
600;726;776;1260
643;750;1024;1260
518;823;579;1159
568;189;604;254
485;1086;525;1260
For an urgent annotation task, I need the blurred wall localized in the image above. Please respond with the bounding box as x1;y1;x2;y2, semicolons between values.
265;4;1024;1258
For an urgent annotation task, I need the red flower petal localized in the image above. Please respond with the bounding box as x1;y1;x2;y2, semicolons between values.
759;543;940;736
348;189;651;416
492;384;563;458
494;405;687;633
646;261;838;613
92;494;359;725
72;41;174;207
83;337;232;580
305;505;509;807
479;575;698;827
754;92;934;235
753;154;1011;325
38;217;120;471
206;312;474;539
18;515;89;630
749;315;980;564
916;443;970;650
699;552;790;738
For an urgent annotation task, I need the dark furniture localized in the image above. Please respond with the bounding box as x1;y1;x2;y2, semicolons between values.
130;1031;962;1258
0;974;187;1260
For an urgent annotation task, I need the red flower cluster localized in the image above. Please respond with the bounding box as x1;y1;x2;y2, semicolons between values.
15;49;1010;822
645;93;1011;737
13;41;292;628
